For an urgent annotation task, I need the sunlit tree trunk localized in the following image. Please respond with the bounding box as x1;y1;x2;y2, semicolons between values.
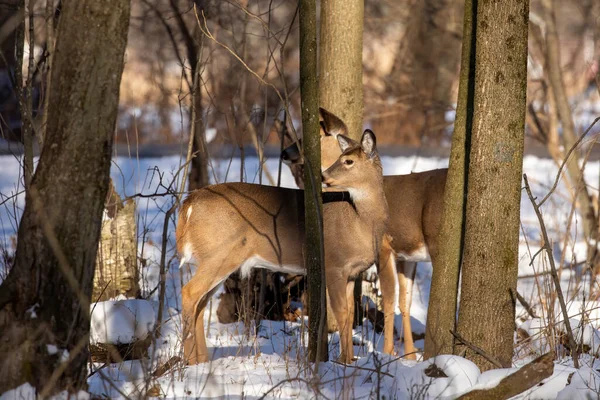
319;0;365;329
319;0;364;140
455;0;529;371
424;0;475;359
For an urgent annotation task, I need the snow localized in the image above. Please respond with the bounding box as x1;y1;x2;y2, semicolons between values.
557;366;600;399
3;148;600;398
0;383;90;400
410;355;481;398
90;299;156;344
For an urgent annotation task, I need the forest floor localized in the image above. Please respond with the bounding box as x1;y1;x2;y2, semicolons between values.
2;151;600;399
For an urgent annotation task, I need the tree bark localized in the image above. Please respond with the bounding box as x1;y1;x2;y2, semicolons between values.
300;0;327;364
455;0;529;371
187;27;210;191
0;0;130;393
457;352;554;400
319;0;364;140
424;0;475;359
319;0;365;329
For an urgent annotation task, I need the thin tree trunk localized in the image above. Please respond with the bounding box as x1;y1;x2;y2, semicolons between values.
424;0;475;359
300;0;327;364
319;0;364;329
13;0;34;190
542;0;598;263
0;0;130;392
455;0;529;371
319;0;364;140
41;0;58;148
188;29;209;191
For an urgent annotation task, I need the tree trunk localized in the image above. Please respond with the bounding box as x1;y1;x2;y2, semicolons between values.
319;0;365;330
319;0;364;140
300;0;327;364
424;0;475;359
541;0;598;271
0;0;130;393
455;0;529;371
187;57;209;190
93;182;139;302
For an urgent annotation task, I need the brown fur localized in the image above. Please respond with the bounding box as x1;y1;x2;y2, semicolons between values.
279;109;447;359
177;115;388;365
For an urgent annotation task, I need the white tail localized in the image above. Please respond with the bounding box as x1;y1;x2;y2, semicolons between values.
177;110;388;365
279;109;447;359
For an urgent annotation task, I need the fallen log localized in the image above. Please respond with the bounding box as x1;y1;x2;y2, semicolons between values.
457;352;554;400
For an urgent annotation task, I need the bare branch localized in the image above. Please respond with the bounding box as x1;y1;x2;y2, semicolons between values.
523;173;579;368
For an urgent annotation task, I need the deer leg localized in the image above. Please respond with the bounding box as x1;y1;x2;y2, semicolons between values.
325;289;339;333
328;276;355;364
378;242;398;355
398;261;417;360
181;260;237;364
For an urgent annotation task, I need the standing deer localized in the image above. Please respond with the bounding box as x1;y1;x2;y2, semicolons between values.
177;112;388;364
279;108;447;359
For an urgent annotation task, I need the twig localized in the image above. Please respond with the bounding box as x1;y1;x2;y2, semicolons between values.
0;190;25;206
331;360;393;378
257;377;330;400
513;289;538;319
538;117;600;207
195;9;302;148
96;369;134;400
450;330;504;368
528;248;544;266
152;355;182;378
39;334;89;398
523;173;579;368
154;54;200;335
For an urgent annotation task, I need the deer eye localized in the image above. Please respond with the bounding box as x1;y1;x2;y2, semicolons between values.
343;159;354;166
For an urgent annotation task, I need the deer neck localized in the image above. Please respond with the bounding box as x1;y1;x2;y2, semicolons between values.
346;177;388;234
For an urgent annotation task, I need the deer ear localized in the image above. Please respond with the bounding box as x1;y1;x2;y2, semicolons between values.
361;130;377;159
319;107;348;137
337;134;356;153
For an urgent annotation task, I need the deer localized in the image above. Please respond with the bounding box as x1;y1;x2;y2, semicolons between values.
176;111;388;365
278;108;447;360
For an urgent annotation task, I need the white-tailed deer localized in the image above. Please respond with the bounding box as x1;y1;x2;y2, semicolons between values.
279;108;447;359
177;112;388;365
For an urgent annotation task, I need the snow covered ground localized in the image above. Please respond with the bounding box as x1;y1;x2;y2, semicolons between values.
2;150;600;398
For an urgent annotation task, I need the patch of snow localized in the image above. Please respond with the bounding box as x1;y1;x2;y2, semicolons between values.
46;344;58;355
557;366;600;399
413;355;481;398
90;299;156;344
26;304;38;319
0;383;36;400
0;383;90;400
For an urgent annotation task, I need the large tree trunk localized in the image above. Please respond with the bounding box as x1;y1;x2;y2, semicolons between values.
0;0;130;393
319;0;364;140
455;0;529;371
300;0;327;364
424;0;475;359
